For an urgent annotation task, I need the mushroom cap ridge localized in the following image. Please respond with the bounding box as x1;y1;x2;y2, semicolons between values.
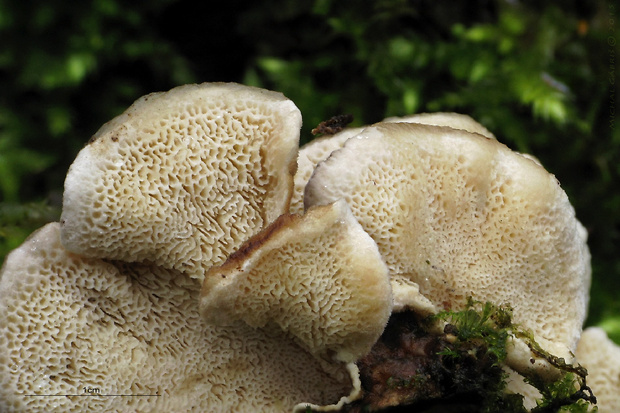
61;82;301;281
304;122;591;367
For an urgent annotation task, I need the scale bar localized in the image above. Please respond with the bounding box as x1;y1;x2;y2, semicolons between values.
24;394;160;397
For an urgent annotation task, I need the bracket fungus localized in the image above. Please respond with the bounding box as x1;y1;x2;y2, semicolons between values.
60;83;301;281
1;83;367;413
0;81;601;412
0;223;353;412
304;122;591;375
201;199;393;363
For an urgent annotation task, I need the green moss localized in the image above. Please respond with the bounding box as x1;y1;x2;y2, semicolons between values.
433;299;597;413
528;373;596;413
435;298;512;365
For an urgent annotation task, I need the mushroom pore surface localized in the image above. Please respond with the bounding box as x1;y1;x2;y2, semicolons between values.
0;223;352;412
304;122;591;366
60;83;301;281
201;200;393;363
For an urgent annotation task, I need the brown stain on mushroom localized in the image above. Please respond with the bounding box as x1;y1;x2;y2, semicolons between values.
221;213;302;267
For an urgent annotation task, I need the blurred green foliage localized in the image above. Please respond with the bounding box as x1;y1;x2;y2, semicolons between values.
1;0;618;343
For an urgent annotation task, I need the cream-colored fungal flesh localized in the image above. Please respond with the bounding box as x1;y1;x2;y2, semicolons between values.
576;328;620;412
60;83;301;281
304;122;591;365
383;112;496;139
291;128;363;214
201;200;393;363
0;223;353;413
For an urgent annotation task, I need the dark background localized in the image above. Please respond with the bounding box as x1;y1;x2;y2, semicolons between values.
0;0;618;342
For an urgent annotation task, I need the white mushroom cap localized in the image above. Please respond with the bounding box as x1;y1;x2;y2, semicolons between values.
576;327;620;412
201;200;393;363
0;223;355;412
60;83;301;281
304;122;591;367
